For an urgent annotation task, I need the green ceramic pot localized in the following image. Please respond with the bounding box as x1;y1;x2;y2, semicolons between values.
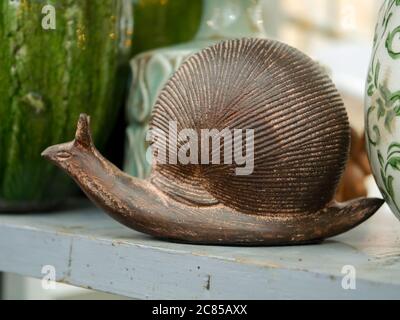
0;0;133;211
131;0;202;56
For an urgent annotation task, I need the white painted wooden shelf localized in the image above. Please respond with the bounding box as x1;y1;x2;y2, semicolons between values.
0;200;400;299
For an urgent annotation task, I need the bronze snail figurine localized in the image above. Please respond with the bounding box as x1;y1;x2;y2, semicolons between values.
42;38;384;245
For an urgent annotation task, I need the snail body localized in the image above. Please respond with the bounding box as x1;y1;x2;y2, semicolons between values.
42;39;383;245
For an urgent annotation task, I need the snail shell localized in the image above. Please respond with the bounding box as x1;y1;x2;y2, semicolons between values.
150;38;349;215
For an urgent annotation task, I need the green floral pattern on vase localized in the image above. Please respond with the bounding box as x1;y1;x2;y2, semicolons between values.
366;0;400;219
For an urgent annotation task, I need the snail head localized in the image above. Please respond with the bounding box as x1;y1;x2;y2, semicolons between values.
41;114;94;172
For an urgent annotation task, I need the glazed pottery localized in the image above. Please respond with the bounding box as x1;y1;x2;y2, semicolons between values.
365;0;400;219
0;0;133;211
131;0;202;56
125;0;267;178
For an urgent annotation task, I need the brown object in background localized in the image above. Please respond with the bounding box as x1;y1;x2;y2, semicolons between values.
42;39;383;246
336;128;372;202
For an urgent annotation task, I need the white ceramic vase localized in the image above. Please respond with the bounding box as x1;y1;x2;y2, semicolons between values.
365;0;400;219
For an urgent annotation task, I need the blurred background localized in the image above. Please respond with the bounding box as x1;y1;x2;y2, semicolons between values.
1;0;385;300
277;0;383;133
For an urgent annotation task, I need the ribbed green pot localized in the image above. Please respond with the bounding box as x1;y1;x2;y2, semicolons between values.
0;0;133;211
